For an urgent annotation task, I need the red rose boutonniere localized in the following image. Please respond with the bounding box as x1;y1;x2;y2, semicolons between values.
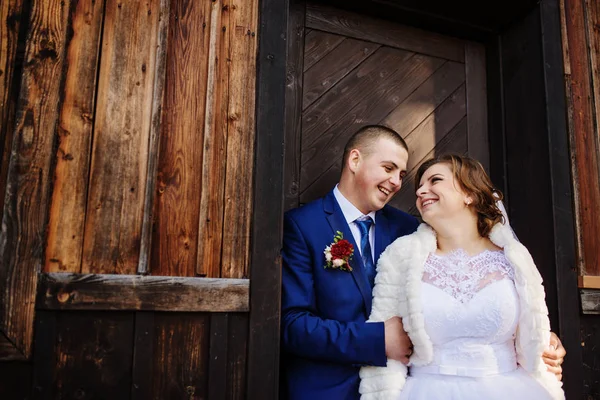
323;231;354;272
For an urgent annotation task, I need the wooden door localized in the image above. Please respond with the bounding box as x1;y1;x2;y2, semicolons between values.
284;2;489;215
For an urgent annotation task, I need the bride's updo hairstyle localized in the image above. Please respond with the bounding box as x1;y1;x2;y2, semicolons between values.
415;154;505;237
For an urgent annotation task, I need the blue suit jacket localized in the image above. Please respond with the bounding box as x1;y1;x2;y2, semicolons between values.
281;190;419;400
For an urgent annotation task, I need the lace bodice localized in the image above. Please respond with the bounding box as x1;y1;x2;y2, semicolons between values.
423;249;515;303
418;249;520;374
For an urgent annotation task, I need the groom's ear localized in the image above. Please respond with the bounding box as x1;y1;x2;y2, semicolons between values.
347;149;361;173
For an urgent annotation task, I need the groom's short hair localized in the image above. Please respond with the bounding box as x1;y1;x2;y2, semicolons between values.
342;125;408;170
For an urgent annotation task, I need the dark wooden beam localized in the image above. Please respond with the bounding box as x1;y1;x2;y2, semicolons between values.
539;0;583;397
246;0;288;397
36;273;249;312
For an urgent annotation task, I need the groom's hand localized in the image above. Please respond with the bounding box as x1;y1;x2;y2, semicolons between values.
384;316;413;364
543;332;566;381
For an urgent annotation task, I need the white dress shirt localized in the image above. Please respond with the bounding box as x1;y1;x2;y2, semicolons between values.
333;185;376;262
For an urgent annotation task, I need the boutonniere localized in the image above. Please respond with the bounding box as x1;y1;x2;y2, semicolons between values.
324;231;354;271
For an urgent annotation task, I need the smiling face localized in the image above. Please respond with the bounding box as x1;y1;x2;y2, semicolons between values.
416;162;473;223
343;136;408;214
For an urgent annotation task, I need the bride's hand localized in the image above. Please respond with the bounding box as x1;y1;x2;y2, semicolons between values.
542;332;565;381
384;316;413;364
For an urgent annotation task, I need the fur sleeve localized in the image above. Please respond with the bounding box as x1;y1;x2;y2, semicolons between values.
359;237;411;399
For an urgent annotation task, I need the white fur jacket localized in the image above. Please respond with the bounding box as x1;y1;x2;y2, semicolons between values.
359;222;565;400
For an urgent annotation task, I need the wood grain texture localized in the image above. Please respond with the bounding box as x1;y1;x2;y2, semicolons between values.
221;0;259;279
37;273;250;312
197;0;230;278
393;117;468;215
302;37;380;109
246;0;287;395
82;0;160;274
306;3;465;62
303;30;344;71
138;0;170;275
465;41;489;171
283;0;306;211
151;313;210;399
300;50;446;202
152;0;210;277
301;48;412;150
52;312;135;398
0;0;25;225
45;0;104;273
0;0;69;360
403;84;467;171
381;61;465;137
562;0;600;275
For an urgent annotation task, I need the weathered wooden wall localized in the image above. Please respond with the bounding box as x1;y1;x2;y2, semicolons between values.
560;0;600;280
560;0;600;398
0;0;263;397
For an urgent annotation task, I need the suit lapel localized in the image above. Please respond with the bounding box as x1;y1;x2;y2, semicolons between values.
324;191;373;315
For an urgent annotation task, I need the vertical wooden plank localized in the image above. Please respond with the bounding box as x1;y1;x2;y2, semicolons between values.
283;0;306;212
81;0;160;274
32;310;57;399
151;0;211;277
131;312;154;400
196;0;230;278
226;313;248;400
0;0;69;359
152;313;210;399
44;0;104;273
540;0;583;397
585;0;600;153
485;37;509;199
0;0;26;223
465;41;489;171
207;313;228;399
246;0;287;397
53;312;135;398
220;0;259;279
560;0;585;278
502;5;560;324
563;0;600;276
138;0;170;274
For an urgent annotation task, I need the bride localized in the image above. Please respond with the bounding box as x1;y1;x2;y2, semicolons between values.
359;154;564;400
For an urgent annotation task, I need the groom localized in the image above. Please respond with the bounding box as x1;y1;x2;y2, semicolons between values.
280;125;565;399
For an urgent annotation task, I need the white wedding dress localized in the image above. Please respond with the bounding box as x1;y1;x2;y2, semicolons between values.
399;249;553;400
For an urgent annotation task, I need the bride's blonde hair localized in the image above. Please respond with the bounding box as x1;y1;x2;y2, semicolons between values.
415;154;504;237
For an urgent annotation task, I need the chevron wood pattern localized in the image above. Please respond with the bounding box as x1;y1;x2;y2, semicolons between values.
294;4;488;216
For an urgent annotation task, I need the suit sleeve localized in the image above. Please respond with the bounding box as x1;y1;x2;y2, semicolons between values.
281;212;387;366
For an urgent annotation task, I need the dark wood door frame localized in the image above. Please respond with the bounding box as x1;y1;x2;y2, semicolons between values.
261;0;582;399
